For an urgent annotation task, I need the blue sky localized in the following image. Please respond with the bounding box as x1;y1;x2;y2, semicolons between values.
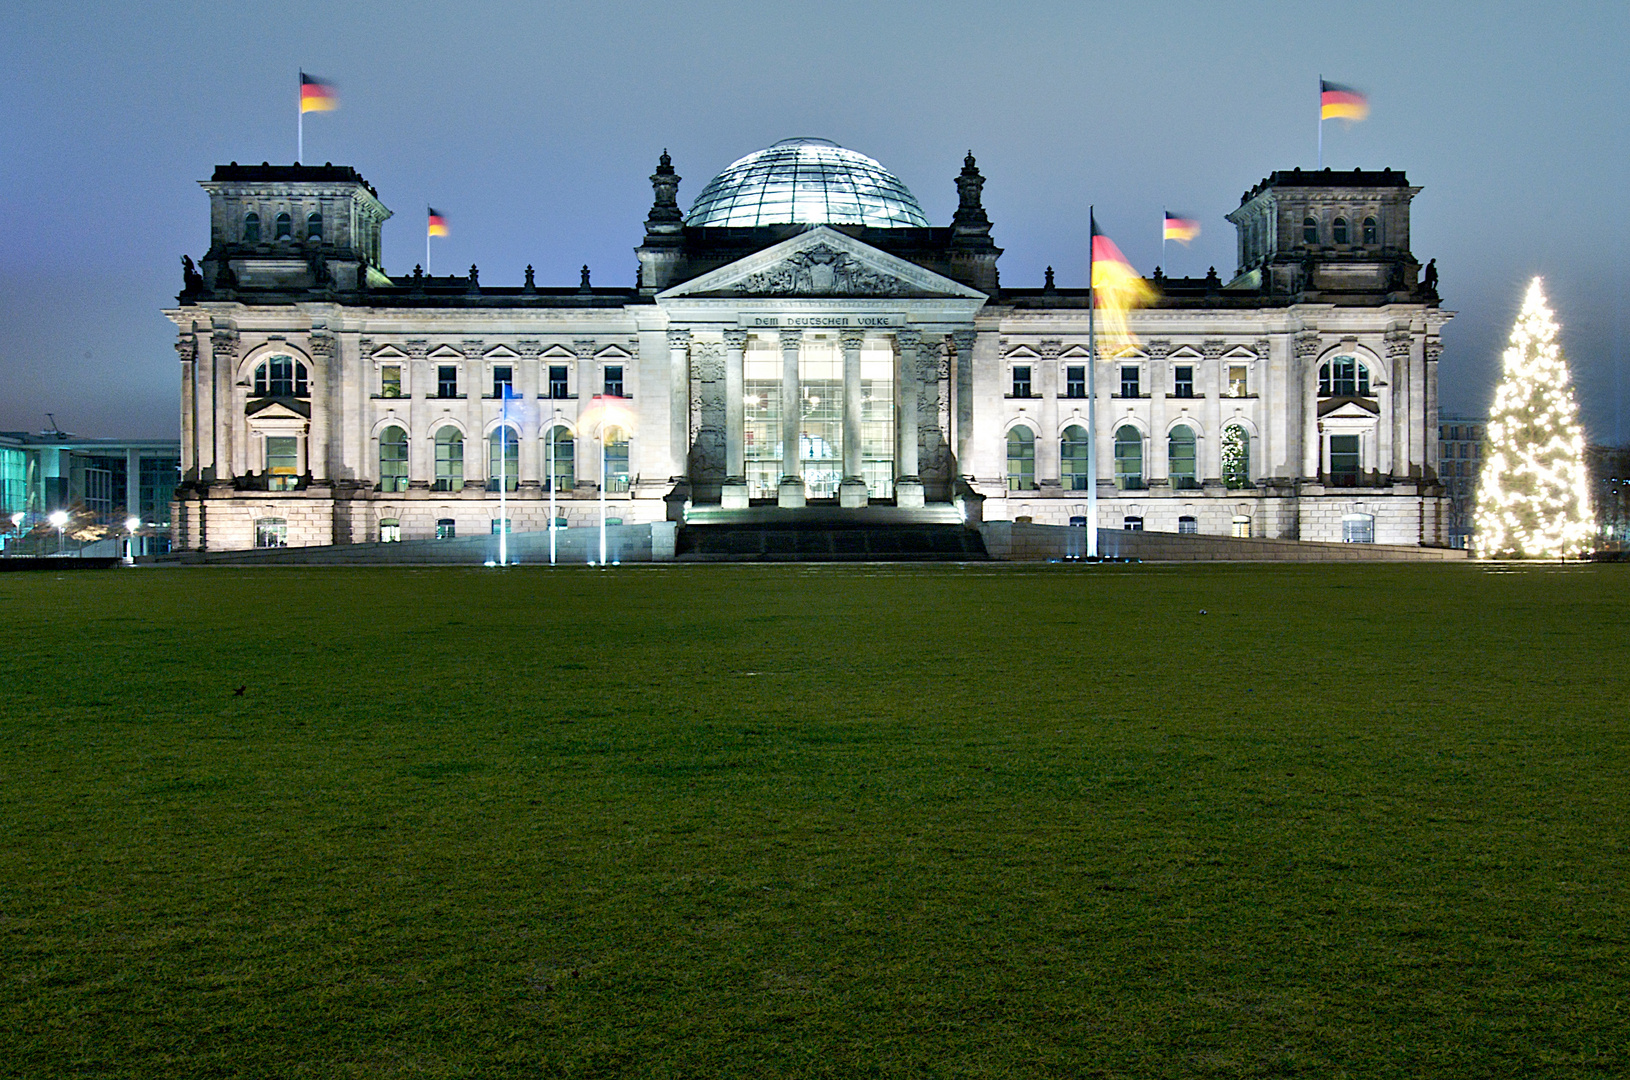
3;0;1625;440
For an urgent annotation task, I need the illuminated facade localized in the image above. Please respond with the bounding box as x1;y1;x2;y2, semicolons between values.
166;141;1450;551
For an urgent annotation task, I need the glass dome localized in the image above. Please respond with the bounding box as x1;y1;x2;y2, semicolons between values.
685;138;930;229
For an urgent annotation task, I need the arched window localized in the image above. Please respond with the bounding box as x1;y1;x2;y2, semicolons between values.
243;211;260;244
1168;425;1198;489
1303;216;1318;244
1006;427;1036;490
1318;356;1371;397
433;427;464;492
274;211;292;240
253;355;308;397
1332;217;1349;245
487;426;519;491
1222;424;1251;489
307;211;322;242
1113;425;1143;490
1060;425;1090;491
1362;216;1378;245
547;426;575;492
378;426;408;492
603;426;630;493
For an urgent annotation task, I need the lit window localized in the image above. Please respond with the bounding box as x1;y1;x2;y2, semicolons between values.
379;518;401;543
275;211;292;240
380;365;401;398
1174;365;1194;398
1168;425;1197;489
436;518;456;539
548;426;575;492
491;519;511;535
1330;434;1361;486
1222;424;1251;489
1061;425;1090;491
1006;427;1036;490
1231;515;1252;538
254;355;308;397
1303;216;1318;244
437;365;458;398
1342;513;1375;543
243;211;260;243
603;365;624;398
433;427;464;491
548;365;569;399
1178;515;1198;534
1123;516;1143;531
255;517;287;548
492;366;514;399
1119;365;1140;398
603;426;630;492
378;425;408;492
1362;217;1378;245
265;437;299;491
487;426;519;491
1228;364;1248;397
1333;217;1349;244
1113;425;1143;490
307;211;322;242
1011;365;1032;398
1319;356;1370;397
1065;365;1086;399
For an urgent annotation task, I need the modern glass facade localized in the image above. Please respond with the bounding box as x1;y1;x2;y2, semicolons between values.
744;340;783;498
685;139;930;229
798;341;842;497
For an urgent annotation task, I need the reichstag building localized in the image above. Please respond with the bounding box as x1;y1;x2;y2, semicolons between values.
167;137;1449;550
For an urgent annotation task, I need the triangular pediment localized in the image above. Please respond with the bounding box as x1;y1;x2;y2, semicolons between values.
427;344;464;359
369;344;410;360
1318;397;1381;419
658;226;986;301
540;344;577;358
483;344;521;359
245;398;312;422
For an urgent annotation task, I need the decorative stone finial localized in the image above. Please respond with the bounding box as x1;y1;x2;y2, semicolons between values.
580;264;592;291
1043;266;1055;291
646;149;683;236
523;264;535;292
952;151;992;241
468;264;480;294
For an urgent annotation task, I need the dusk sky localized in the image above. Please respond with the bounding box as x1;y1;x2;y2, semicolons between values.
3;1;1625;441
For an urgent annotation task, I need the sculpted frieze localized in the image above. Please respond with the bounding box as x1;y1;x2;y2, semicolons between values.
739;244;908;296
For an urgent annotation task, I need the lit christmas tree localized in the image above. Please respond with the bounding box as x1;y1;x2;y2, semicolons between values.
1473;278;1594;557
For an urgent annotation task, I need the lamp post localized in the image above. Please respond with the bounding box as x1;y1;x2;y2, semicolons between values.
48;510;68;556
125;516;141;563
6;512;22;556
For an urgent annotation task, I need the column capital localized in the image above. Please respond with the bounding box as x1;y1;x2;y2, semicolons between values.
839;329;866;350
778;328;803;349
951;329;976;352
894;329;921;349
666;328;692;348
723;328;749;349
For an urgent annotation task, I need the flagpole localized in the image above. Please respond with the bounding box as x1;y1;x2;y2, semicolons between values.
499;390;509;566
1316;73;1323;170
599;428;608;565
1087;206;1099;559
426;209;431;276
1161;207;1167;276
548;408;557;565
297;71;304;164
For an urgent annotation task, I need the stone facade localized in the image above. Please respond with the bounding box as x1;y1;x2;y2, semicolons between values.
166;149;1450;551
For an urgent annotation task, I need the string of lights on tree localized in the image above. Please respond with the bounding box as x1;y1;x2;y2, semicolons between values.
1473;278;1594;558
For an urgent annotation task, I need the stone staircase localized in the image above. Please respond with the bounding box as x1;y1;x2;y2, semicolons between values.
676;505;987;562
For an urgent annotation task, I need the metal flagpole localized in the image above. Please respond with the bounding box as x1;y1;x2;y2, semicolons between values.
1161;207;1167;277
426;209;431;277
599;429;608;565
498;389;509;565
1317;74;1324;170
1087;206;1098;558
548;408;557;565
297;71;304;164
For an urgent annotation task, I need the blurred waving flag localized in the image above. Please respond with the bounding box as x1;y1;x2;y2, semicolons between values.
300;73;338;113
1320;79;1368;121
427;208;449;237
1163;212;1200;244
1090;215;1155;355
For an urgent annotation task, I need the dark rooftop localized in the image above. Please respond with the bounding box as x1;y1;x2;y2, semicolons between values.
208;162;378;198
1241;167;1411;203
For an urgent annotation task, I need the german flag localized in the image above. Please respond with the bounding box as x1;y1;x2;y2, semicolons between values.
300;73;338;113
1091;227;1143;296
1320;79;1368;121
427;208;448;237
1163;212;1200;244
1090;215;1155;355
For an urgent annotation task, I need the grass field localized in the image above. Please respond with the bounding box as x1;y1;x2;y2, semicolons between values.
0;562;1626;1078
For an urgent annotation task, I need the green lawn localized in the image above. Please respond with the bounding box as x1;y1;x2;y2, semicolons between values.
1;563;1626;1078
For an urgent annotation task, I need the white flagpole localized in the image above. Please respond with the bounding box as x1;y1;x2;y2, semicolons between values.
599;429;608;565
1161;207;1167;276
297;71;304;164
548;409;557;565
426;209;431;276
498;390;509;565
1087;207;1098;559
1317;73;1324;170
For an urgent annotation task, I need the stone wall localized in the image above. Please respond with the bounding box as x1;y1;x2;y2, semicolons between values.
161;522;675;565
982;521;1467;562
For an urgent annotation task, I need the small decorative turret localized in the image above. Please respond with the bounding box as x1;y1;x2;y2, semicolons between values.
645;150;684;237
1043;266;1056;293
467;264;480;295
579;264;592;292
951;151;992;240
523;264;535;293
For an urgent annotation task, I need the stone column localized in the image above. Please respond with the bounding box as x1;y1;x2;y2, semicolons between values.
952;329;976;472
722;329;748;508
666;330;690;481
1202;339;1225;484
778;329;804;507
176;332;197;481
307;331;334;483
1296;334;1321;480
517;342;542;492
894;331;923;508
838;329;868;508
207;328;236;485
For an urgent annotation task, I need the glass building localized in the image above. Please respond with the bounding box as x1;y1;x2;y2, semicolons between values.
686;139;930;229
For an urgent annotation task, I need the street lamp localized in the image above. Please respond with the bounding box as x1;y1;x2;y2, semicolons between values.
125;516;141;562
48;510;69;556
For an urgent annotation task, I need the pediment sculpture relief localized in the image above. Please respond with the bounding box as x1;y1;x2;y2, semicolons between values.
738;244;907;296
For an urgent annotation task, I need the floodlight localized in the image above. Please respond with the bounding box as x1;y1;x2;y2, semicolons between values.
48;511;69;529
125;516;141;532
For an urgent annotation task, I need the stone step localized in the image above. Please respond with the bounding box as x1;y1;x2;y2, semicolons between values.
676;523;988;562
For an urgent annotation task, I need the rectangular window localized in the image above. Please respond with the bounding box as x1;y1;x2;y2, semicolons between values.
1123;516;1143;531
491;519;511;535
492;365;513;399
1119;365;1139;398
548;365;569;399
1228;364;1248;397
1174;365;1194;398
1011;365;1032;398
1065;366;1086;399
1330;434;1361;486
603;365;624;398
1178;515;1199;534
380;365;401;398
265;436;298;491
379;518;401;543
436;518;456;540
437;365;458;398
255;518;287;548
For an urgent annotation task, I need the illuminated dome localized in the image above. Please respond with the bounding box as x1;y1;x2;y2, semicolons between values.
685;138;931;229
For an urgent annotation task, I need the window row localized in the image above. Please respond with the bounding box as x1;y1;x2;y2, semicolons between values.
243;210;322;244
1005;423;1252;491
1301;215;1380;246
1009;363;1249;399
377;363;623;400
376;425;629;493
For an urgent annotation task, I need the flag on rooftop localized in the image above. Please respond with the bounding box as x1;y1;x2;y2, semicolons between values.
427;208;449;237
1090;215;1155;355
299;73;338;113
1163;212;1200;244
1320;79;1368;121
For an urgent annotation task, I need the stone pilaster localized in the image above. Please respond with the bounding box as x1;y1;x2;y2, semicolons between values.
839;329;868;508
894;331;923;507
666;329;690;481
778;329;804;506
722;329;748;508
